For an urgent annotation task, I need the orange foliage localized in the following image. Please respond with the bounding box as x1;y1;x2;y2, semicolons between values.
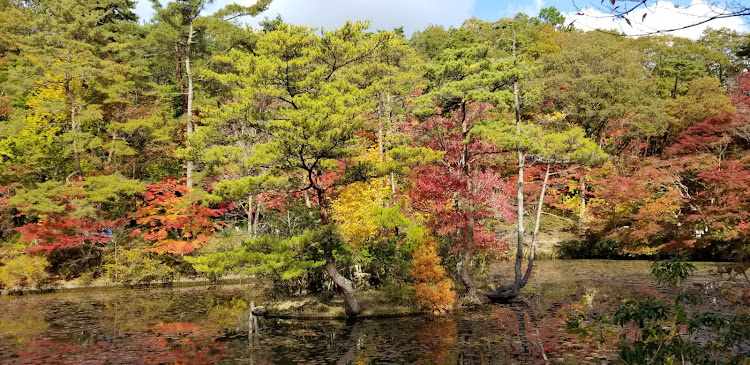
130;179;227;255
410;236;456;313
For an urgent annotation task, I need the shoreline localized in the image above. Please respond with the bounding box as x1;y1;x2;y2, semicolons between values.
1;259;734;297
0;273;259;296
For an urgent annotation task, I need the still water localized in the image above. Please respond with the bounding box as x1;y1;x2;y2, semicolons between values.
0;260;738;364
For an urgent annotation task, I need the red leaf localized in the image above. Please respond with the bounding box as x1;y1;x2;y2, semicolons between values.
625;17;632;26
642;13;647;21
610;0;615;5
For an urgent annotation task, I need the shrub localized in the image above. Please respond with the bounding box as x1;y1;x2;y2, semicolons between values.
567;257;750;364
104;249;176;287
650;257;695;287
377;283;416;307
77;271;95;286
0;254;50;290
556;238;619;259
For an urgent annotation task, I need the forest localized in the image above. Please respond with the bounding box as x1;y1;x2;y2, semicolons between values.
0;0;749;331
1;0;750;362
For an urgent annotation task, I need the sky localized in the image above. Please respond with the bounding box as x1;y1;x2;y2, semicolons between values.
134;0;749;39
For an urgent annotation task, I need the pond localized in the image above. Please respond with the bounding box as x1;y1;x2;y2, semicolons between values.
0;260;743;364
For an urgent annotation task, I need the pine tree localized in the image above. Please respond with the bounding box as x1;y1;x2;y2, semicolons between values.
206;22;399;316
148;0;270;188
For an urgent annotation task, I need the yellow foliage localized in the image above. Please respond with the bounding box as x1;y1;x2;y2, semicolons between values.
356;146;383;163
15;76;68;152
330;177;388;247
410;236;456;313
0;254;50;290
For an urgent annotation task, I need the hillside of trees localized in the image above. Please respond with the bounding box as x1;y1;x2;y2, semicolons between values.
0;0;748;313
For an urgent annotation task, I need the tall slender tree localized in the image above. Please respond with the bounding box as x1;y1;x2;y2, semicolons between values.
149;0;270;188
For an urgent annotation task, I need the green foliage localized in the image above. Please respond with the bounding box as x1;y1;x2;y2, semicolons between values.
537;7;566;29
537;31;669;148
415;40;515;116
9;174;143;220
650;257;696;287
555;239;620;259
376;283;416;307
77;271;95;286
565;312;616;343
480;112;608;166
359;237;414;285
612;297;750;364
667;76;735;140
104;248;176;287
188;234;325;294
204;22;396;184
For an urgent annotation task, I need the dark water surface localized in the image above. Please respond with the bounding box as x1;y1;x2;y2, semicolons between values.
0;260;741;364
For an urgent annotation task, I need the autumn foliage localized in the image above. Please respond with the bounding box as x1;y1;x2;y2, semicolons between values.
19;216;121;254
0;1;749;310
410;235;456;313
130;179;227;254
584;73;750;257
404;106;514;253
331;177;390;248
11;183;126;254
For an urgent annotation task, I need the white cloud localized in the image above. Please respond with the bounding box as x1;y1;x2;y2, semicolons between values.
243;0;476;35
564;0;749;39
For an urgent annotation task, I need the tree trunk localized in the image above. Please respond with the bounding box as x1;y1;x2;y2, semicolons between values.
513;78;524;294
378;116;384;158
579;173;586;222
253;196;261;237
459;102;477;300
316;188;361;316
461;178;477;300
488;75;534;302
522;164;549;284
377;110;387;207
185;24;195;188
174;42;187;112
65;75;83;179
251;194;255;238
386;93;397;197
488;153;541;303
513;150;525;291
107;132;116;166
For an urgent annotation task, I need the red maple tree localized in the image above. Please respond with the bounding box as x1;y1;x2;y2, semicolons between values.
404;104;514;253
18;216;121;254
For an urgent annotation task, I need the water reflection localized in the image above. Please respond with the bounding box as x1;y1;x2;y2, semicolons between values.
0;260;737;364
0;294;583;363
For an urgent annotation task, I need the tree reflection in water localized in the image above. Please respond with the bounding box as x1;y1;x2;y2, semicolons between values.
0;261;738;364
